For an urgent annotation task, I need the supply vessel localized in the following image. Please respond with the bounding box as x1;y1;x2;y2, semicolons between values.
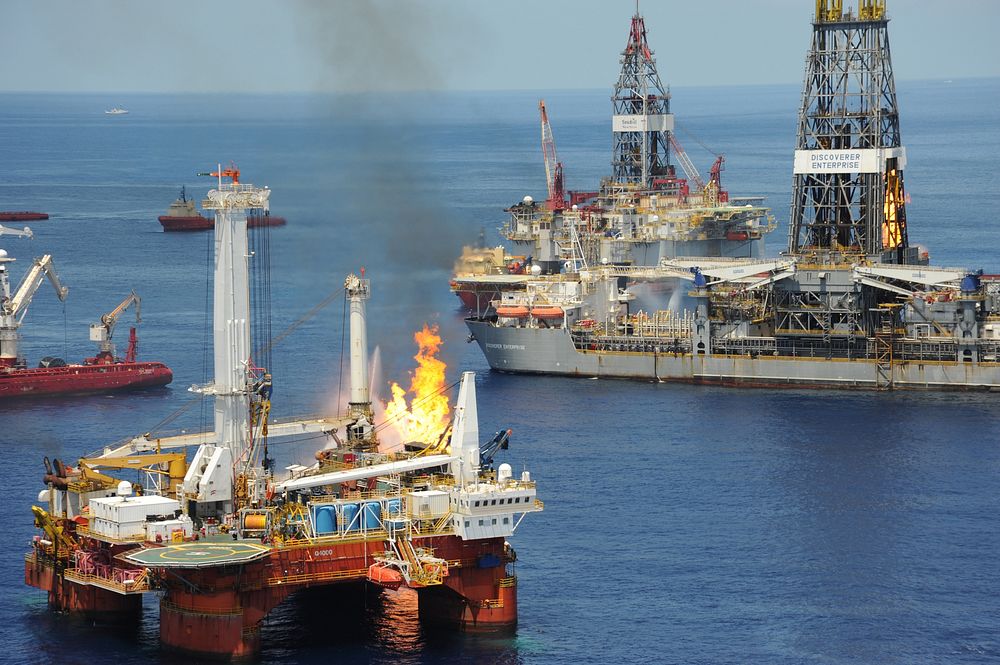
0;225;172;398
26;169;542;659
0;212;48;222
159;176;286;231
452;13;775;313
467;1;1000;391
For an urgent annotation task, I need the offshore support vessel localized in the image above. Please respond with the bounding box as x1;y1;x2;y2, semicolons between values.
25;170;541;658
466;0;1000;391
159;175;286;231
0;225;172;397
451;11;776;314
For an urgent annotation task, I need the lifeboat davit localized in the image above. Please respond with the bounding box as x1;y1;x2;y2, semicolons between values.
367;564;404;590
496;305;530;318
531;306;564;320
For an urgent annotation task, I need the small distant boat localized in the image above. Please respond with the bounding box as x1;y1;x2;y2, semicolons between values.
105;107;129;115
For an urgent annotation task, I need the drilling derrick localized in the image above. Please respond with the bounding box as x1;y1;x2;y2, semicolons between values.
788;0;917;264
611;11;673;189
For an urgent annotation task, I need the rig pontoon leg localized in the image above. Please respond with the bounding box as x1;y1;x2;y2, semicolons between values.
417;568;518;632
25;557;142;619
158;567;290;659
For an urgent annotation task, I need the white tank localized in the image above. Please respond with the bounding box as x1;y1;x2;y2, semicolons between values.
116;480;133;497
523;195;534;204
530;264;542;276
520;470;531;483
37;489;50;503
497;463;513;484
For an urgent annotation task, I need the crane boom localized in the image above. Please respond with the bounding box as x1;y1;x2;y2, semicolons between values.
539;100;565;210
667;134;706;192
0;224;33;239
6;255;68;323
91;291;141;356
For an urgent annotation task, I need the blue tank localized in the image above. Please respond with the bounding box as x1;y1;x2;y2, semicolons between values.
387;498;402;516
314;506;336;534
363;501;382;530
341;503;360;532
961;274;980;294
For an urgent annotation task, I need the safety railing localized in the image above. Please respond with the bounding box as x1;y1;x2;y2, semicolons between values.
265;566;369;587
63;568;151;594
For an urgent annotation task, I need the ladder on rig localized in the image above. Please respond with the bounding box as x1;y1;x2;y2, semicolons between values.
378;536;448;588
873;307;897;391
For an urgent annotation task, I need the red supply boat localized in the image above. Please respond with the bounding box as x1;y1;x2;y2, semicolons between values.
0;212;48;221
158;183;286;231
0;235;172;398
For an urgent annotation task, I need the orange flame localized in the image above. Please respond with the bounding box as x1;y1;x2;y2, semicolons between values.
383;324;450;446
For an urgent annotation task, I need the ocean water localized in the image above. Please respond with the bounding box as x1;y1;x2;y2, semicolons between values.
2;78;999;664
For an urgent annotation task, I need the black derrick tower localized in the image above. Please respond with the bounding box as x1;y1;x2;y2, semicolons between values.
788;0;916;264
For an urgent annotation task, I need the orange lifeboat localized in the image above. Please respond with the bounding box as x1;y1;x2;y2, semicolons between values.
531;306;564;320
496;305;530;318
367;564;404;590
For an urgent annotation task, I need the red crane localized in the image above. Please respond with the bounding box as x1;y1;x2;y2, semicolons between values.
539;100;565;210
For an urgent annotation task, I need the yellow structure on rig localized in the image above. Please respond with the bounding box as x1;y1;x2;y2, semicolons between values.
816;0;886;22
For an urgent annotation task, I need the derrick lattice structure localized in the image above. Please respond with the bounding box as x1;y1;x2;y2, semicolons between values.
788;0;914;263
611;12;673;188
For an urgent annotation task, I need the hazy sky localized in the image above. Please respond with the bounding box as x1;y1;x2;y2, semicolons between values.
4;0;999;93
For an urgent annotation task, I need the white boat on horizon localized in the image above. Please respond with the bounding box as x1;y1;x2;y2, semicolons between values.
104;106;129;115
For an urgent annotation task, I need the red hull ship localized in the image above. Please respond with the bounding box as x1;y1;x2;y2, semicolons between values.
158;185;285;231
0;330;172;398
0;211;48;221
0;241;173;399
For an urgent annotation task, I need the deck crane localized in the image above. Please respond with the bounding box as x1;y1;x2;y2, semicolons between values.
198;162;240;185
89;291;141;362
539;100;566;210
0;224;33;240
0;250;68;367
666;134;729;203
667;133;706;193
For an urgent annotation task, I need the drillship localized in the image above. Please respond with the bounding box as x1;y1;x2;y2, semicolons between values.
467;0;1000;391
26;169;541;659
452;11;776;314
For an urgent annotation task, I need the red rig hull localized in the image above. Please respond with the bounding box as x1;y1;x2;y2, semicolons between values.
27;533;516;659
158;535;516;658
0;211;48;221
0;361;172;398
158;214;287;232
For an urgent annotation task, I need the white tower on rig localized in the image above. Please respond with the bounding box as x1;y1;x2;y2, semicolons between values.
182;165;270;513
344;272;372;420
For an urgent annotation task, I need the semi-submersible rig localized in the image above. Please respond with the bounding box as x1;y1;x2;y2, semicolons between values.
25;172;541;658
467;0;1000;390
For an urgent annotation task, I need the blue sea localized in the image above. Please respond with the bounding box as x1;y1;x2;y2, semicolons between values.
2;78;999;664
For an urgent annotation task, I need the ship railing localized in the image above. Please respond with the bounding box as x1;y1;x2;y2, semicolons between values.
277;528;392;548
265;566;370;587
710;337;779;356
410;514;456;537
161;598;243;616
473;598;505;609
63;567;151;595
571;333;691;354
74;524;147;545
